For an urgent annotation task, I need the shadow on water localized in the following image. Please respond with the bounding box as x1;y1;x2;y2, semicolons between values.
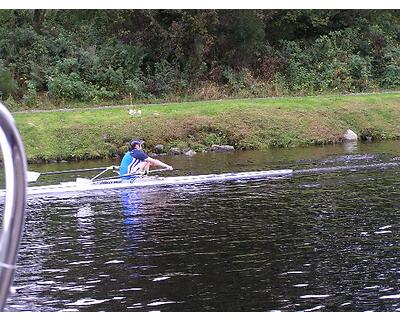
2;140;400;311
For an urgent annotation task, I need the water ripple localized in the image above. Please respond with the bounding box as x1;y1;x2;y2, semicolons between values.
5;147;400;311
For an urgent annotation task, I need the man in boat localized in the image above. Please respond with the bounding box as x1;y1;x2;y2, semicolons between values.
119;139;173;180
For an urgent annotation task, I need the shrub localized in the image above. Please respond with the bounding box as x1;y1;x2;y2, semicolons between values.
145;60;185;96
222;67;246;93
348;55;373;91
204;132;229;146
47;72;95;101
125;77;145;98
0;66;17;98
381;46;400;88
21;80;38;107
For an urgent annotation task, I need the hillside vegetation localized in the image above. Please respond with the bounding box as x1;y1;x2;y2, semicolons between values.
0;10;399;110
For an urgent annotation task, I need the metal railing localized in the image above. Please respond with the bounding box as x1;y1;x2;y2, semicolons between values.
0;102;27;311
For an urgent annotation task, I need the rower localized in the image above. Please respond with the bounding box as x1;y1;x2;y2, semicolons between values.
119;139;173;180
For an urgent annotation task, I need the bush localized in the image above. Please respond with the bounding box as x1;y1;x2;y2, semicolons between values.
222;67;246;93
125;77;145;98
204;132;228;146
279;40;316;93
278;29;378;94
47;72;96;101
21;80;38;107
0;66;17;98
381;46;400;88
145;60;185;96
348;55;373;91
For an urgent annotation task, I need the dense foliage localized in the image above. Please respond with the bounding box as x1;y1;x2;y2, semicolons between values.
0;9;399;108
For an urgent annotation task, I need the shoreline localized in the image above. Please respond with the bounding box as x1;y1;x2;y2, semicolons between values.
10;92;400;164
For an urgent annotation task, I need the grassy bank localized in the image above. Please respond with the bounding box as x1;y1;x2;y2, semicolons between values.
12;93;400;163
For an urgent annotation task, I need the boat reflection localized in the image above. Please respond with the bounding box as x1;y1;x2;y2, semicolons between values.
120;191;143;226
119;190;147;256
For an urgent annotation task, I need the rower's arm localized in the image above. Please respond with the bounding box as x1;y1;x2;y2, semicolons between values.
145;157;173;170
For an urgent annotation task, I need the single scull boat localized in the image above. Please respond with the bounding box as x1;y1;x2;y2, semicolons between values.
0;169;293;197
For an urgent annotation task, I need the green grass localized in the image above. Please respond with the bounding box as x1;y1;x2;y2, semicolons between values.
12;92;400;163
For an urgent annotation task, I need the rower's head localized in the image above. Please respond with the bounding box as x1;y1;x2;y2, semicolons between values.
129;139;144;150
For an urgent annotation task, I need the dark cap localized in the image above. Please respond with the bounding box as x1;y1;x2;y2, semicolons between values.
130;139;144;146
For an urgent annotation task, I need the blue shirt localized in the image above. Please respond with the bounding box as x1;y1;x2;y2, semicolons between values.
120;149;149;179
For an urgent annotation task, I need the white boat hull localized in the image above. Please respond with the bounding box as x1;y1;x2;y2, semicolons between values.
0;169;292;197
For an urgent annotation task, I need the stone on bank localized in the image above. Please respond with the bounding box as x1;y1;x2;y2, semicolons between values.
343;129;358;142
210;144;235;152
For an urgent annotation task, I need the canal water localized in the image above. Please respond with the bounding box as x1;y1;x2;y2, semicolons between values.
1;141;400;311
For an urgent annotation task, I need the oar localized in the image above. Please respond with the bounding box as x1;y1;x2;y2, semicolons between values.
27;166;119;182
91;168;171;182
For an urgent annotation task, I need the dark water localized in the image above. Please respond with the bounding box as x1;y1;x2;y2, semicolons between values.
2;141;400;311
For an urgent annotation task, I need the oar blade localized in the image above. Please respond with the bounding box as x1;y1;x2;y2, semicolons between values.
27;171;41;182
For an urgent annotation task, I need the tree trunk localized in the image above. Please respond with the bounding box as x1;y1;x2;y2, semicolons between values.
33;9;45;33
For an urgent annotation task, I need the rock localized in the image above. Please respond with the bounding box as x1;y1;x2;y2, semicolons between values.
210;144;235;152
343;129;358;141
153;144;164;153
168;147;182;155
184;149;197;156
360;134;373;142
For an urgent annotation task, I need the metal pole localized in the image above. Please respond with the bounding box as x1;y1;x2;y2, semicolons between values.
0;102;27;311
